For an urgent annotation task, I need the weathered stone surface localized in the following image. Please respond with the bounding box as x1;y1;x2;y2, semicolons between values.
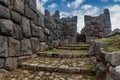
39;42;48;51
8;37;20;57
105;52;120;66
0;36;8;57
0;58;5;68
81;9;111;42
5;58;17;70
0;0;10;7
53;10;60;19
13;24;23;40
31;38;40;53
25;6;37;20
21;17;31;38
0;19;13;36
11;11;21;24
0;5;10;19
21;39;32;56
13;0;24;14
30;21;38;37
38;27;45;42
112;66;120;80
45;10;50;17
38;13;44;27
24;0;36;12
44;28;51;36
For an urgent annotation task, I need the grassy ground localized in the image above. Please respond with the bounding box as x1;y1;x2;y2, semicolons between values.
99;35;120;52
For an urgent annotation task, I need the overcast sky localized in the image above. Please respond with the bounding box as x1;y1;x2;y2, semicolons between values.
36;0;120;33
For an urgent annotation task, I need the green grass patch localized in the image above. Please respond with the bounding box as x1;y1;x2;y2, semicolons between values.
99;35;120;52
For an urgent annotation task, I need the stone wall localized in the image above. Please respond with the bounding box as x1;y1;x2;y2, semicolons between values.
81;9;112;42
0;0;77;70
61;16;77;43
90;41;120;80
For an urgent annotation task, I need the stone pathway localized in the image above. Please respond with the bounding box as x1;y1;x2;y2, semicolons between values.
1;43;96;80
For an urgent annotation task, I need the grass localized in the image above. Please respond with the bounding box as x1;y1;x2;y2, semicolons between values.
61;43;90;47
44;49;87;54
99;35;120;52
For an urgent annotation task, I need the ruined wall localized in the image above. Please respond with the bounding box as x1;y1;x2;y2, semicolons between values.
90;41;120;80
61;16;77;43
0;0;77;70
81;9;111;42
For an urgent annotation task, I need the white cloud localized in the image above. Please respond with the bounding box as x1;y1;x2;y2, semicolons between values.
48;3;58;8
67;0;84;9
81;5;92;10
36;0;48;14
60;12;70;18
107;4;120;30
113;0;120;2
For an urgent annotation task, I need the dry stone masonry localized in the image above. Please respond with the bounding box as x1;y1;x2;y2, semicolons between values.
81;9;112;42
0;0;77;70
90;41;120;80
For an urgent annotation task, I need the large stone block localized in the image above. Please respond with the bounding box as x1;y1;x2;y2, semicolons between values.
21;17;31;38
44;28;51;36
24;0;36;12
8;37;20;57
13;24;23;40
13;0;24;14
0;36;8;57
105;52;120;66
0;58;5;68
39;42;48;51
25;6;36;20
0;5;10;19
5;58;17;70
30;21;38;37
0;19;13;36
112;66;120;80
38;14;45;27
38;27;45;42
11;11;22;24
21;39;32;56
31;38;40;53
0;0;10;7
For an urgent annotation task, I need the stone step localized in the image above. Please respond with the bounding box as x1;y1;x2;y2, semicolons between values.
1;69;96;80
36;52;90;58
57;47;88;50
19;57;95;75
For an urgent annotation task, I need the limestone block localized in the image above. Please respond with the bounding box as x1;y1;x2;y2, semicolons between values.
38;27;45;42
21;39;32;56
13;24;23;40
25;6;37;20
38;14;45;27
31;38;40;53
0;0;10;7
24;0;36;12
11;11;21;24
21;17;31;38
0;5;10;19
39;42;48;51
105;52;120;66
0;58;5;68
5;58;17;70
8;37;20;57
30;21;38;37
14;0;24;14
0;36;8;57
0;19;13;36
112;66;120;80
44;28;51;36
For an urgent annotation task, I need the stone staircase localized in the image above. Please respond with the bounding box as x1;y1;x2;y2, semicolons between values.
1;43;96;80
